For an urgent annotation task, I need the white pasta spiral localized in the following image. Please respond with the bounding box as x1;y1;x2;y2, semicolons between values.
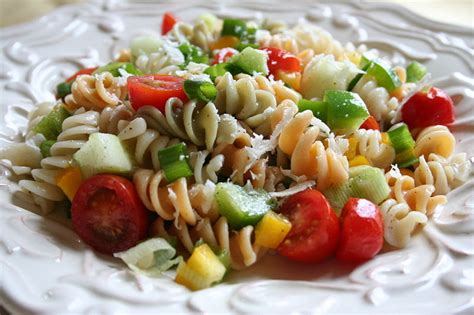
65;72;128;112
353;129;395;169
414;125;455;159
134;42;184;75
190;19;220;52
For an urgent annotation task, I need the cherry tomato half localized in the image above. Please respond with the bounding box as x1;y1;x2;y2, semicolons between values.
359;115;380;131
66;67;98;82
212;47;238;65
261;47;302;77
162;12;179;35
401;86;455;129
336;198;383;262
278;189;340;263
71;174;149;255
127;75;188;112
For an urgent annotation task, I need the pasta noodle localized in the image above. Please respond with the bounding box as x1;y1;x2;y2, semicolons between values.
414;125;455;159
353;129;395;168
134;42;184;75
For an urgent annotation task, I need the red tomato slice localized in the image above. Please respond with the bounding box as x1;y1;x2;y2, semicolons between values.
278;189;340;263
66;67;98;82
71;174;149;255
359;116;380;131
336;198;383;262
401;86;455;129
162;12;178;35
212;47;238;65
127;75;188;112
261;47;302;77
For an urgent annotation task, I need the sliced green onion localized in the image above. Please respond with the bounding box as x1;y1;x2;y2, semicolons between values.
221;18;247;38
57;81;72;99
158;143;193;182
406;61;427;83
40;140;56;158
387;123;415;153
323;181;351;214
93;62;142;77
178;43;209;66
395;148;419;168
297;98;328;121
348;165;390;205
204;63;229;81
184;80;217;102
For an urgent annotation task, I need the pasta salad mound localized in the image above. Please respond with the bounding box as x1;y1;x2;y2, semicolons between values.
1;12;470;291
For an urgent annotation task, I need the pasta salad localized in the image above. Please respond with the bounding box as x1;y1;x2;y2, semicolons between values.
1;12;470;291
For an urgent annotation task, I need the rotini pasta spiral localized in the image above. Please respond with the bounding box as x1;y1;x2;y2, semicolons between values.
414;125;455;159
352;75;399;123
270;100;349;190
166;21;194;44
98;104;134;134
190;19;220;52
414;153;470;195
65;72;128;112
353;129;395;169
188;149;224;184
136;99;219;151
134;43;184;75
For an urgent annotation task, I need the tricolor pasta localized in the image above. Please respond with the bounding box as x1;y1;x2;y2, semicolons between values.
0;12;470;291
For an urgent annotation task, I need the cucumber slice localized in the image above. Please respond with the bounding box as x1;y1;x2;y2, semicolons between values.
324;165;390;211
73;133;133;179
230;47;269;75
34;106;71;140
130;35;162;60
215;183;275;230
406;61;427;83
93;62;142;77
324;90;369;135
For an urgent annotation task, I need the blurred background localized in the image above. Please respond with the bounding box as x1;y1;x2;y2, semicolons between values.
0;0;472;28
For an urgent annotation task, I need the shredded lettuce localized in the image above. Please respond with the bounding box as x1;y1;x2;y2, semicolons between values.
114;237;181;277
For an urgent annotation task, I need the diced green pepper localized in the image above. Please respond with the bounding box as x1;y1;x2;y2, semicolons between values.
184;80;217;102
57;82;72;99
406;61;427;83
34;106;71;140
93;62;142;77
158;143;193;182
324;90;369;134
297;98;328;121
178;43;209;66
221;18;248;38
366;61;401;92
204;63;229;81
215;182;275;230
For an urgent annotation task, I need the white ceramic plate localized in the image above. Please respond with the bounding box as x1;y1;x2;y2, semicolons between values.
1;1;473;314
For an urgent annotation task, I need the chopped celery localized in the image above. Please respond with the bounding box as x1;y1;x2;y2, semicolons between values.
93;62;142;77
73;133;133;178
158;143;193;182
40;140;56;158
184;80;217;102
387;123;415;153
178;43;209;66
406;61;427;83
57;81;72;99
324;165;390;212
34;106;71;140
215;183;275;230
229;47;268;75
297;99;327;121
324;90;369;135
175;244;226;291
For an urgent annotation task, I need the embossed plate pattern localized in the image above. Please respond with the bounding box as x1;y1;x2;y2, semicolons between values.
1;0;473;314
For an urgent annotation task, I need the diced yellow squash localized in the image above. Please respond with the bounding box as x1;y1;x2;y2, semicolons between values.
175;244;226;291
255;211;292;249
56;167;82;200
210;36;240;50
346;137;359;161
381;132;390;145
349;155;370;167
277;70;301;91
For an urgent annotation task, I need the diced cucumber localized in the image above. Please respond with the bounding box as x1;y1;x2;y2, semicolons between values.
297;99;327;121
324;165;390;212
215;183;275;230
130;35;162;60
324;90;369;135
229;47;268;75
34;106;71;140
406;61;427;83
93;62;142;77
358;54;401;92
73;133;133;179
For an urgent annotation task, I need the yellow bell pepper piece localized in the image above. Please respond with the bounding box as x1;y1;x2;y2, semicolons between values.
175;244;226;291
349;155;370;167
209;36;240;50
381;132;390;145
276;70;301;91
346;137;359;161
255;211;292;249
56;167;82;201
